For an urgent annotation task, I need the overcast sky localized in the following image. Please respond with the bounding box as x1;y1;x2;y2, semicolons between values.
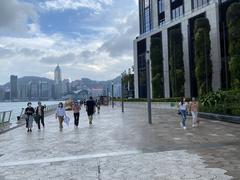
0;0;139;84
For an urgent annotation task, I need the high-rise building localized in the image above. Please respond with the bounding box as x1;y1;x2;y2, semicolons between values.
19;84;28;100
62;79;70;95
54;64;63;99
134;0;234;98
29;81;39;99
39;81;49;99
54;64;62;84
0;88;4;101
10;75;18;101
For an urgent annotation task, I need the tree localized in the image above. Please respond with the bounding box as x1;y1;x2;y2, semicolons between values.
168;27;185;97
227;2;240;89
194;17;212;96
150;35;164;98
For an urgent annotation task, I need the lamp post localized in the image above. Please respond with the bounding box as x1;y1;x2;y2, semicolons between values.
146;50;152;124
107;87;109;106
121;72;125;113
112;81;114;108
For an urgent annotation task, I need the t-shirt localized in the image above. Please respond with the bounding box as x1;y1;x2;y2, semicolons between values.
56;107;66;117
179;102;187;110
25;107;35;116
86;100;96;113
72;104;80;113
189;101;198;112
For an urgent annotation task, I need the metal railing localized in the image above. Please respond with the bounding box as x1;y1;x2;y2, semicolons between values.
0;110;12;126
0;104;58;125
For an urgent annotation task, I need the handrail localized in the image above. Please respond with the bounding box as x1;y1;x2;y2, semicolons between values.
0;104;58;125
0;110;13;125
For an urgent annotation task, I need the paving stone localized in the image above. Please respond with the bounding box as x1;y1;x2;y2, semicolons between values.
0;103;239;179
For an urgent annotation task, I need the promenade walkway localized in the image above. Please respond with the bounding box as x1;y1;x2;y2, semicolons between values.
0;103;239;180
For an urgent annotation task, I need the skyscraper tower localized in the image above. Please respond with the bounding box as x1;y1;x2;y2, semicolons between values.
10;75;18;101
54;64;62;84
54;64;63;99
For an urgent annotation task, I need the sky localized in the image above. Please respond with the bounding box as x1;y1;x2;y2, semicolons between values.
0;0;139;85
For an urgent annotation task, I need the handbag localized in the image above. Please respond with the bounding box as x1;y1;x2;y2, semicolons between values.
64;116;70;126
33;114;40;124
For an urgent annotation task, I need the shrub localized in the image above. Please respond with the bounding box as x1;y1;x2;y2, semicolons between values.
199;89;240;116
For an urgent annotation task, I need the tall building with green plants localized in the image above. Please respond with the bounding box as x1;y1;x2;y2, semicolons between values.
134;0;238;98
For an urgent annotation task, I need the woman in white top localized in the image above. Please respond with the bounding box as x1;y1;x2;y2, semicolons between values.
178;97;188;129
55;102;66;131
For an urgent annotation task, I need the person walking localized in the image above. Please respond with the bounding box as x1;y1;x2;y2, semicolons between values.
86;96;96;125
96;100;101;114
36;101;46;130
55;102;66;131
25;102;35;132
189;97;199;127
72;101;81;128
178;97;188;130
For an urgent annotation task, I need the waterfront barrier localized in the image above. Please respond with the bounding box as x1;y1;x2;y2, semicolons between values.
0;104;58;125
0;110;12;127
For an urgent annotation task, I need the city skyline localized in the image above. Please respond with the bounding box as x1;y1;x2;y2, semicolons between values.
0;0;138;84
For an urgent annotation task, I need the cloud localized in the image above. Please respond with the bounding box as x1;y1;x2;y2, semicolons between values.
99;11;139;57
0;0;139;84
0;0;37;33
39;0;113;12
40;53;76;65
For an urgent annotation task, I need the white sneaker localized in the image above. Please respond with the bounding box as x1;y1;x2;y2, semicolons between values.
192;124;195;128
183;126;187;130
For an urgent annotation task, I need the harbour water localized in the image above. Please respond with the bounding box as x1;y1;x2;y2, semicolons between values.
0;101;59;123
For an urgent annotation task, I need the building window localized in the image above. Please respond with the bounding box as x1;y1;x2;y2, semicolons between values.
158;0;165;26
144;0;151;33
158;0;164;13
171;5;184;19
192;0;210;9
171;0;184;20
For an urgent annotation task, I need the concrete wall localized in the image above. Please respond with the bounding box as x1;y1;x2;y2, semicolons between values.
152;0;159;30
206;4;222;91
146;37;153;98
162;29;170;98
133;40;139;98
181;20;191;97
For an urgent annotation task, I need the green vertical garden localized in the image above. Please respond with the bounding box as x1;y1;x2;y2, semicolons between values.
168;27;185;97
150;34;164;98
227;2;240;89
194;17;212;96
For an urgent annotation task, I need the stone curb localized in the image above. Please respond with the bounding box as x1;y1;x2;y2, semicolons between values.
199;112;240;124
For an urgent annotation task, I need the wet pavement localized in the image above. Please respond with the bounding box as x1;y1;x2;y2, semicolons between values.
0;102;239;180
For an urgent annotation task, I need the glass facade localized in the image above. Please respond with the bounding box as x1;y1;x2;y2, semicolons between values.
137;39;147;98
171;0;184;20
171;5;184;19
192;0;210;9
144;0;151;32
158;0;165;26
